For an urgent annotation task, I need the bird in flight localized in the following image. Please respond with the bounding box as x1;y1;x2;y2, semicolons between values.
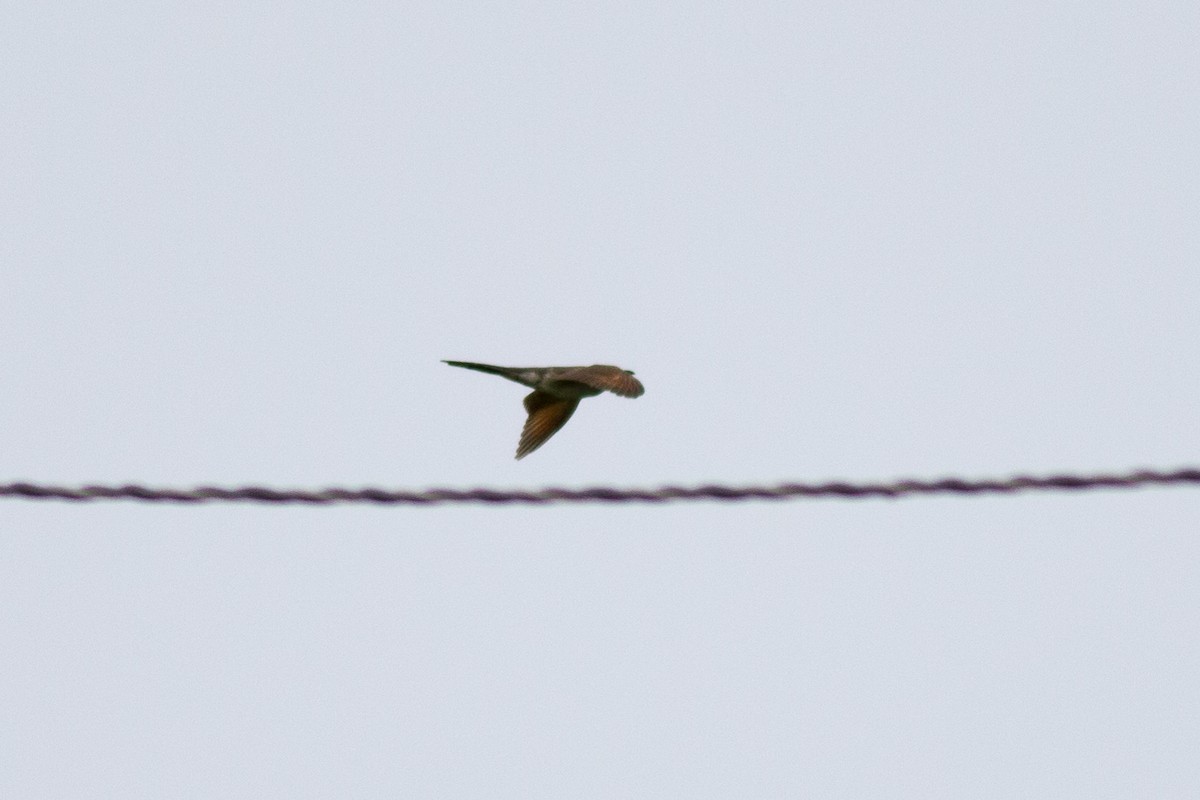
443;361;645;459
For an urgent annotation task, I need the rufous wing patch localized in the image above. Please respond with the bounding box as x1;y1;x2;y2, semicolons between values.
516;394;580;459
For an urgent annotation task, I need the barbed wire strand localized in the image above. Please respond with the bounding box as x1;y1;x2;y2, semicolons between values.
1;467;1198;506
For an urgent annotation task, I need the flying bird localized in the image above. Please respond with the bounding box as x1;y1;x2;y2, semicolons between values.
443;360;645;459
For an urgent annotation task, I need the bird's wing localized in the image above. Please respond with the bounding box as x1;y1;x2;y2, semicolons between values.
554;366;645;398
517;391;580;459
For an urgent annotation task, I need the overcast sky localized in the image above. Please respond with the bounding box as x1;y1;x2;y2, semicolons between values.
3;1;1199;796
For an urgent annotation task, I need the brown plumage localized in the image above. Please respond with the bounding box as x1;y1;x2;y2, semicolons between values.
443;361;645;459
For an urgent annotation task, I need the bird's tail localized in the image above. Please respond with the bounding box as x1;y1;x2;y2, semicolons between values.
443;360;509;375
443;360;536;383
444;360;551;392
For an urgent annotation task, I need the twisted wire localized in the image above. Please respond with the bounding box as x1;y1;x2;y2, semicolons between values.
2;467;1198;506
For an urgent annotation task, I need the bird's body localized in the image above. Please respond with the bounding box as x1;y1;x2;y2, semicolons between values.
443;360;644;459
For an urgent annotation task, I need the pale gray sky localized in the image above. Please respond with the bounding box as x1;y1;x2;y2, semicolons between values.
3;2;1199;796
